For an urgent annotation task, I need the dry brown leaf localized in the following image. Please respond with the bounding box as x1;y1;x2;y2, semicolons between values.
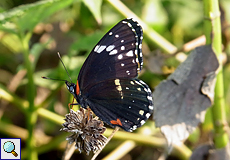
153;45;219;150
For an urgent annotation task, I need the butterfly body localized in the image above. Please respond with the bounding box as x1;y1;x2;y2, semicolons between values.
66;18;153;132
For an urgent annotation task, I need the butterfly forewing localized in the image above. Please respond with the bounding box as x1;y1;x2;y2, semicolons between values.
78;18;143;90
84;79;153;132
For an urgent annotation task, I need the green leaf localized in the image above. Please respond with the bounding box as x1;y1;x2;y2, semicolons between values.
0;32;23;53
82;0;102;24
69;31;104;56
0;0;81;33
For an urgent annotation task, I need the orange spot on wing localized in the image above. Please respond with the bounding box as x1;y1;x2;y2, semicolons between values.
110;118;122;126
76;80;80;95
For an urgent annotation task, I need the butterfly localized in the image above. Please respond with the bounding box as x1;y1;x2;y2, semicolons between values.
62;18;153;132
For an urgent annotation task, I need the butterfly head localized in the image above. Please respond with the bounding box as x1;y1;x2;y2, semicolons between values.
65;81;76;95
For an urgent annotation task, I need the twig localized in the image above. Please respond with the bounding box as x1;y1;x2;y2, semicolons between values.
91;126;120;160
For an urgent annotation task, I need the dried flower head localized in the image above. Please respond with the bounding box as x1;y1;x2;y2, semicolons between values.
61;108;107;155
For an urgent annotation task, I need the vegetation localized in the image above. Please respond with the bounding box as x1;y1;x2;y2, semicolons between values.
0;0;230;159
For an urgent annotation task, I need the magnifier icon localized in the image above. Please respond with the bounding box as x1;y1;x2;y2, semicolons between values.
3;141;18;157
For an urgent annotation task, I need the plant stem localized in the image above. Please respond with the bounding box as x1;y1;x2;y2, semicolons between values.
203;0;229;148
20;31;38;160
104;129;191;160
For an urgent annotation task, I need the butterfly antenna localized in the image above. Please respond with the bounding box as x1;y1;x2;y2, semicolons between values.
57;52;73;83
41;76;67;82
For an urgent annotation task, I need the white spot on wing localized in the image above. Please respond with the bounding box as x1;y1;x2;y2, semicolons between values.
146;113;151;118
96;45;106;53
106;45;115;52
134;80;142;86
109;32;113;35
132;125;137;130
139;80;145;84
94;45;99;52
126;50;134;57
118;54;123;59
147;96;153;101
121;63;125;67
115;34;119;38
139;44;142;49
140;120;145;125
109;49;118;55
149;105;154;110
147;88;151;92
121;46;125;50
121;40;124;43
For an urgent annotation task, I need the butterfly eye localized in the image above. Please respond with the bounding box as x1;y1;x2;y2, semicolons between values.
69;86;75;93
65;81;76;94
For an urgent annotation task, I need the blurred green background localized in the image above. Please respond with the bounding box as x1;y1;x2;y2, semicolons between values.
0;0;230;160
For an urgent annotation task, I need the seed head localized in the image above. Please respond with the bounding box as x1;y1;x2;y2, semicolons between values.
61;108;107;155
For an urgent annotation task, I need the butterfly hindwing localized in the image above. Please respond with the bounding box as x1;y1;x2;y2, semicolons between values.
83;79;153;132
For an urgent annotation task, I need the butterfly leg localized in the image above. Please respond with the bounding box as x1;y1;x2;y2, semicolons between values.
86;107;94;121
68;97;79;111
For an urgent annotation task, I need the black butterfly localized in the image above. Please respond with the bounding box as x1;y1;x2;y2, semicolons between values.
65;18;153;132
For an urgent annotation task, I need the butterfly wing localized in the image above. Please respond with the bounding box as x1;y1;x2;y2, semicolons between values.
76;18;153;131
78;18;143;90
84;79;153;132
